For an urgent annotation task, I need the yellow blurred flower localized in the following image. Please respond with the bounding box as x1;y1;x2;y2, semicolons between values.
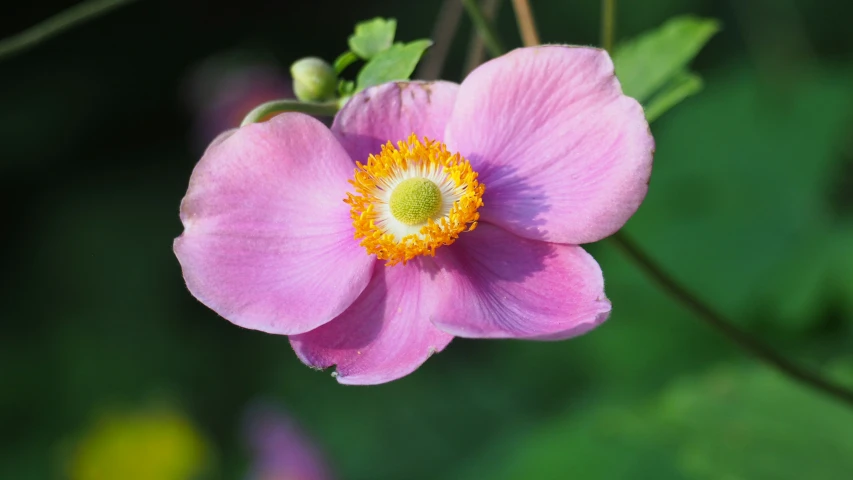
68;408;209;480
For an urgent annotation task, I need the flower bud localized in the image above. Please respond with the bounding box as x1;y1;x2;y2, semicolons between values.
290;57;337;102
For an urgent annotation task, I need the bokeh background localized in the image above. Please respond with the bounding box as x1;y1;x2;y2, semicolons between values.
3;0;853;478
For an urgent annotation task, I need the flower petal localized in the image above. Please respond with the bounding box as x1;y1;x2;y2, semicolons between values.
429;223;611;339
332;81;459;162
446;46;654;244
290;261;454;385
174;113;373;335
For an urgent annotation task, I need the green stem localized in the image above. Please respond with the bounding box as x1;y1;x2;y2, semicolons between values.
417;0;465;80
463;0;501;74
601;0;616;52
462;0;506;57
611;232;853;407
240;99;339;126
333;51;359;75
0;0;139;62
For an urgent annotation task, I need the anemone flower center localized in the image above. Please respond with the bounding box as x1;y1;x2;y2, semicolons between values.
345;134;485;266
389;177;443;225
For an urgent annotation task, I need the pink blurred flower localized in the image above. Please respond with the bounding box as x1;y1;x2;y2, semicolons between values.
183;52;293;150
243;403;332;480
174;46;654;384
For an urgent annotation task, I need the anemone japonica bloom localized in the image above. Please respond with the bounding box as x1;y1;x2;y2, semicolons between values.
174;46;654;385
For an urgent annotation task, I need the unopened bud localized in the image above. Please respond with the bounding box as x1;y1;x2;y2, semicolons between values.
290;57;337;102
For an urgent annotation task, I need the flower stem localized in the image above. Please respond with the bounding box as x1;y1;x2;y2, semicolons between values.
510;0;541;47
461;0;506;57
463;0;502;75
610;232;853;406
601;0;616;52
417;0;465;80
240;100;338;127
0;0;138;62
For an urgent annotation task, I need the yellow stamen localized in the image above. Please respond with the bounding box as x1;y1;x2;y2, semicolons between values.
344;134;485;266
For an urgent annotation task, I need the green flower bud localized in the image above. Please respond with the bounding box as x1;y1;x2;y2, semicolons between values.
290;57;337;102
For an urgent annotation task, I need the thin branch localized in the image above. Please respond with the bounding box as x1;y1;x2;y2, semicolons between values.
416;0;465;80
611;232;853;406
463;0;501;75
0;0;139;62
601;0;616;52
510;0;540;46
462;0;506;57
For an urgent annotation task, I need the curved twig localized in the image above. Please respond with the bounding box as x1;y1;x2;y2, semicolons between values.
611;232;853;405
0;0;139;61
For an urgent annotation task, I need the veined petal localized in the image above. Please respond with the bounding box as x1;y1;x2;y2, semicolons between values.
174;113;373;335
290;261;453;385
446;46;654;244
429;223;611;340
332;81;459;162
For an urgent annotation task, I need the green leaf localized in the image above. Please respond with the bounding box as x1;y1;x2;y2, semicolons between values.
614;15;720;103
348;17;397;60
644;70;703;122
333;51;360;74
355;39;432;92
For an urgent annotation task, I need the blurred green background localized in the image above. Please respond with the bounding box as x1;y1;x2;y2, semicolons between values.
2;0;853;478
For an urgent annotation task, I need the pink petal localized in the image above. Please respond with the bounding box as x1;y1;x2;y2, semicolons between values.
332;81;459;162
290;261;454;385
429;223;611;339
174;113;373;335
446;46;654;244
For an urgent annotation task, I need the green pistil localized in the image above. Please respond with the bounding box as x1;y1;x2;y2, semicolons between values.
389;177;443;225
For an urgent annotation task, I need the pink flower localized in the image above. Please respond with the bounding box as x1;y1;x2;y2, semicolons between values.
174;46;654;385
243;403;333;480
183;52;293;150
